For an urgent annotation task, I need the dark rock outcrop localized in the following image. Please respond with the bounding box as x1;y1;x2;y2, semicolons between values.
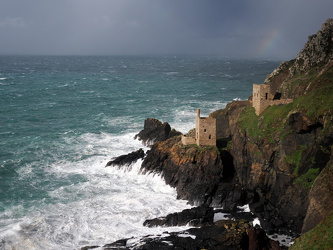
143;204;214;227
87;220;283;250
139;19;333;238
265;18;333;99
91;19;333;250
293;18;333;73
134;118;181;147
140;136;225;205
301;147;333;233
105;148;145;169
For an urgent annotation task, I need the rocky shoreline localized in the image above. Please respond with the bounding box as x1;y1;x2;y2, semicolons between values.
84;119;290;250
83;19;333;250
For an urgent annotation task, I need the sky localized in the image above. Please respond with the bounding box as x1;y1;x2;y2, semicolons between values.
0;0;332;60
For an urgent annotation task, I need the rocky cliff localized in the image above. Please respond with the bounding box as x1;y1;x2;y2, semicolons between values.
134;118;182;147
140;19;333;239
264;18;333;99
83;19;333;249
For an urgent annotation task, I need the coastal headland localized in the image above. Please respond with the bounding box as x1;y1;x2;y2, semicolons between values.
83;19;333;249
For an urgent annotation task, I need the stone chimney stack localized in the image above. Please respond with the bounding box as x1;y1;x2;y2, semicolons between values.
196;109;201;118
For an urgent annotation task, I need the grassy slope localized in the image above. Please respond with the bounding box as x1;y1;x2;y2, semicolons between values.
290;210;333;250
236;65;333;187
238;64;333;144
236;63;333;248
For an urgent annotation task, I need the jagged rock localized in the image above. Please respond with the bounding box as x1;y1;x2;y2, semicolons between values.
105;149;145;168
264;19;333;99
210;100;249;139
102;239;129;249
143;204;214;227
85;19;333;249
80;246;99;250
293;18;333;73
88;220;283;250
302;147;333;233
247;228;282;250
140;136;225;205
134;118;181;147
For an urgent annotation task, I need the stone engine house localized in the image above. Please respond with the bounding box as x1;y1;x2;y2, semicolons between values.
252;84;293;115
182;109;216;146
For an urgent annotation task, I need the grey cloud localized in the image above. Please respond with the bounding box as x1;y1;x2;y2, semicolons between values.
0;0;332;59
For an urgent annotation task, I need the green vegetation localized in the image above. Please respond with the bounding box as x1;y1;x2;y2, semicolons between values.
238;104;291;144
175;142;220;157
237;106;260;139
294;85;333;119
237;64;333;145
235;64;333;192
290;210;333;250
286;150;303;176
285;145;307;176
294;168;320;188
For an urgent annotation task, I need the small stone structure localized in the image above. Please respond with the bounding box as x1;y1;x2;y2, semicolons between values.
182;109;216;146
252;84;293;115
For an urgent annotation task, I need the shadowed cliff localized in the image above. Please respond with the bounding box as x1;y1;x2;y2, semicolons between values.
84;19;333;250
141;19;333;239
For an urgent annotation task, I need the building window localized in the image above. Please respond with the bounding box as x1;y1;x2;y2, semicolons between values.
209;135;211;139
204;129;207;132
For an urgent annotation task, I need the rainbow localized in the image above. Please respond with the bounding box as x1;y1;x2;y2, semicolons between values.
257;30;281;57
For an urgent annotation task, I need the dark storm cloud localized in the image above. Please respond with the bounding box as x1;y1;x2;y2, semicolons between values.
0;0;332;59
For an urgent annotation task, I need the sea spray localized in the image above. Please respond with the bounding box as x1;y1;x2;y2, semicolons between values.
0;55;279;249
1;156;193;249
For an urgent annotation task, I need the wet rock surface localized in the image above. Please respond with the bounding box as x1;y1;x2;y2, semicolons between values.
134;118;182;147
143;204;214;228
84;220;283;250
88;20;333;250
105;148;145;168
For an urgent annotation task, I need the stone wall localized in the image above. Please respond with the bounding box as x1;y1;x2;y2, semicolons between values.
182;109;217;146
253;84;271;115
273;99;293;106
196;110;216;146
253;83;293;115
181;135;196;145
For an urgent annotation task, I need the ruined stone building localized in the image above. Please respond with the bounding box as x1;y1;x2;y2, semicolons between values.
182;109;216;146
252;84;293;115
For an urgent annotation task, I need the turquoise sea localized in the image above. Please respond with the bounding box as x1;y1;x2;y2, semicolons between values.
0;55;279;249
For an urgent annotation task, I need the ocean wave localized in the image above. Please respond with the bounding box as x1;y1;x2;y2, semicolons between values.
1;129;191;249
0;159;192;249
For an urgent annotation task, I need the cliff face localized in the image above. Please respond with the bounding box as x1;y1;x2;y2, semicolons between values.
214;20;333;236
140;19;333;238
141;136;225;204
301;148;333;233
265;18;333;99
224;106;332;235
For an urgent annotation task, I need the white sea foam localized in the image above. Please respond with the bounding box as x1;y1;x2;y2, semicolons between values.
170;102;227;134
0;131;192;249
235;205;293;247
268;234;294;247
164;72;179;75
252;218;261;227
213;212;230;222
237;204;251;213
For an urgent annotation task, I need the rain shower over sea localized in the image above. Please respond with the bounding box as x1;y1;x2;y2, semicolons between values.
0;55;279;249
